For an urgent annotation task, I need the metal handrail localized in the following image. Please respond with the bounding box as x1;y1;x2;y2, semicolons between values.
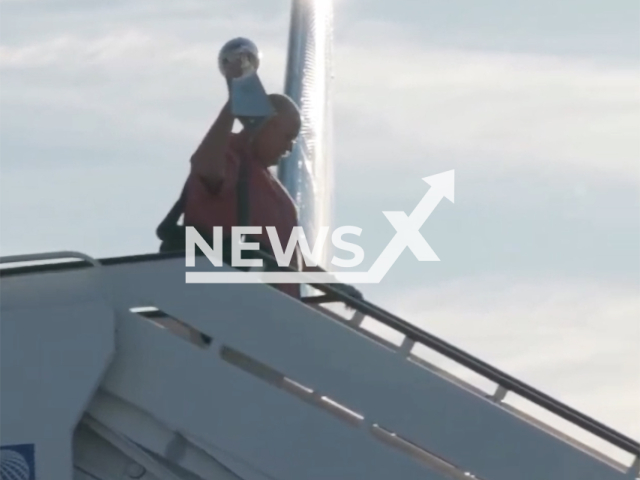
339;292;639;456
0;251;101;268
248;248;640;457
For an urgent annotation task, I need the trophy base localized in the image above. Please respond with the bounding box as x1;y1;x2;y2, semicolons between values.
229;74;275;122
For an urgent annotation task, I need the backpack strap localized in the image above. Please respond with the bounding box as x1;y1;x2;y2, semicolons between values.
236;156;250;228
156;158;251;251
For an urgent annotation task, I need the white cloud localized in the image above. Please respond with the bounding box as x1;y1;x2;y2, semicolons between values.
332;33;640;181
2;24;638;183
0;28;290;150
0;31;153;68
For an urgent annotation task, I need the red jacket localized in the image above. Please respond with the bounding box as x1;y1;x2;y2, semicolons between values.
184;134;300;298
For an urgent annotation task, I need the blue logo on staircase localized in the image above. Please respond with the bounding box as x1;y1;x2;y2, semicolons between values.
0;444;35;480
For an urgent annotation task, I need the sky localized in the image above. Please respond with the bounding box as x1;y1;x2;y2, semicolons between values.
1;0;639;468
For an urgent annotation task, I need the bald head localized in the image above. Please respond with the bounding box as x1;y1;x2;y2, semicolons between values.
249;94;301;167
268;93;301;126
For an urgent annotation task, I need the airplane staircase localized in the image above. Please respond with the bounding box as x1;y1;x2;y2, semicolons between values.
1;251;638;480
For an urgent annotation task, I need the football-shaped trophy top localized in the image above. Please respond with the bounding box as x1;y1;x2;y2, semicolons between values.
218;37;261;78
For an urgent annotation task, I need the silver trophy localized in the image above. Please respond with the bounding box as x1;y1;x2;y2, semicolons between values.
218;37;275;129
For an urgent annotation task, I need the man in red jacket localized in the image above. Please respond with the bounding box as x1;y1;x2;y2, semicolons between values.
183;59;361;302
185;93;301;297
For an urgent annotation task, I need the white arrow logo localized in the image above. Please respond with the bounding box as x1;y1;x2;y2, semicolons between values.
364;170;454;282
186;170;455;284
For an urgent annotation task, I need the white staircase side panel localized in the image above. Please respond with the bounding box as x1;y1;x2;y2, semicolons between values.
73;422;166;480
100;308;447;480
1;269;116;480
104;257;629;480
1;254;635;479
80;416;209;480
87;392;248;480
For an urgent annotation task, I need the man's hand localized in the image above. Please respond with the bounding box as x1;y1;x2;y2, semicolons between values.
331;282;364;302
301;259;364;303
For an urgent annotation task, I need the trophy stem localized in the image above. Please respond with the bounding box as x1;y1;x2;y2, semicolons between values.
219;38;274;131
